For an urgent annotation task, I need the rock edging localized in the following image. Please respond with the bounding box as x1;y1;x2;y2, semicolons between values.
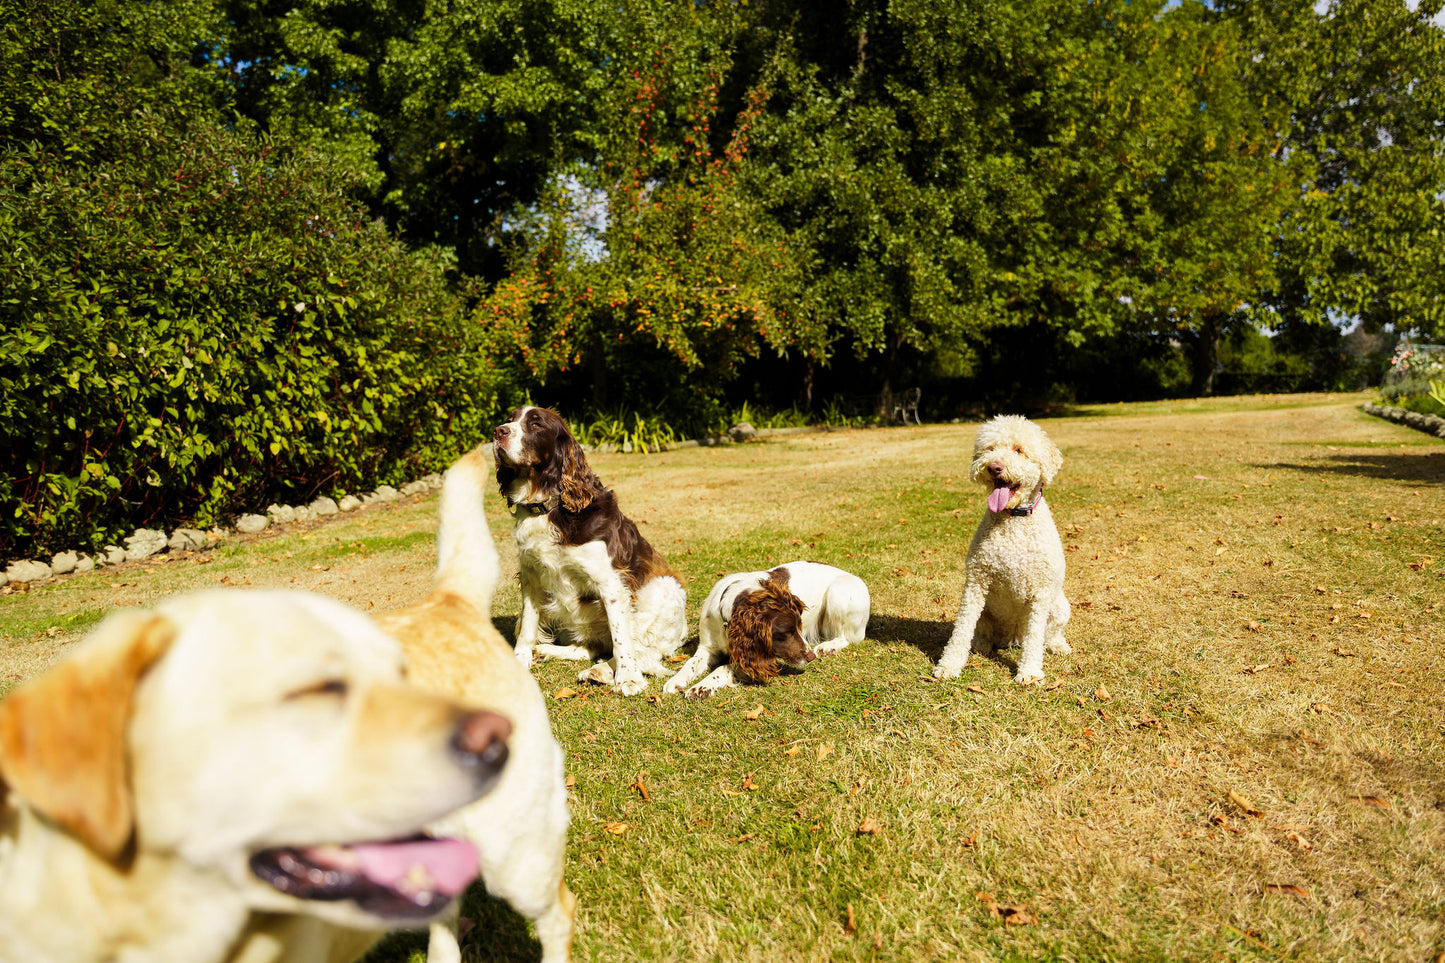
1;471;450;591
1360;402;1445;439
1;425;844;589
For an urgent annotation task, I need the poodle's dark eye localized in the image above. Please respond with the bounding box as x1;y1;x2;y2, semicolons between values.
1012;444;1025;454
286;679;349;700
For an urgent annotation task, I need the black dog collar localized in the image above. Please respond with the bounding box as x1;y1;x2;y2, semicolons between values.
1008;485;1045;517
508;496;558;516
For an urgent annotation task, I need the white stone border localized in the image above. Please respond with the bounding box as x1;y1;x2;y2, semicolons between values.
0;424;844;589
1;473;446;590
1360;402;1445;440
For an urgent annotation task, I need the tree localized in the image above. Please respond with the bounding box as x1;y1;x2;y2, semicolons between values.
475;32;808;426
1217;0;1445;339
0;0;501;556
219;0;622;279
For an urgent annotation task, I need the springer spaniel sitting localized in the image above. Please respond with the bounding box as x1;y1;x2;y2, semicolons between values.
494;406;687;695
663;561;870;698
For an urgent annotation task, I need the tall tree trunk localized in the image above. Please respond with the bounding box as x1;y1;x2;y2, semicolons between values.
877;327;902;419
1189;314;1225;396
590;336;609;408
800;356;815;411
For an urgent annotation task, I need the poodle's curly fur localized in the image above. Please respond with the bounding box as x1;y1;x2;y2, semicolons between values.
934;415;1072;684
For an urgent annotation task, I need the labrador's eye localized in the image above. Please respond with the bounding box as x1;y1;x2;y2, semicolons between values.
286;679;349;700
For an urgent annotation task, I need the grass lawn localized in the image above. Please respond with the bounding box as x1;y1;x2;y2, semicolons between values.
2;391;1443;961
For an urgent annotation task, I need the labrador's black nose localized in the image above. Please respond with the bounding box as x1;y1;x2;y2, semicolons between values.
450;710;511;782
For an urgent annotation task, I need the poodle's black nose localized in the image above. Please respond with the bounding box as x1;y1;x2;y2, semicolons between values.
987;460;1005;477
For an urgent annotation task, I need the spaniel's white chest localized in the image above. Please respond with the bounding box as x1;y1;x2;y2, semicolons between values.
513;516;617;619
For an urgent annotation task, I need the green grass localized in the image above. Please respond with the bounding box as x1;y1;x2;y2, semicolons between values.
2;391;1443;961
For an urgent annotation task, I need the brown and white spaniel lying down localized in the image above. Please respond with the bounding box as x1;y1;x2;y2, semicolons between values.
663;561;871;698
494;406;687;696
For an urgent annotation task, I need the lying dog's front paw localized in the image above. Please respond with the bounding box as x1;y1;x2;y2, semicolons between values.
614;671;647;696
932;663;962;680
1014;670;1045;685
685;684;714;699
579;662;615;686
812;640;848;657
1046;638;1072;655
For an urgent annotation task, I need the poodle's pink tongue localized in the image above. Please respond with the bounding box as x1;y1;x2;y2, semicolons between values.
988;484;1015;513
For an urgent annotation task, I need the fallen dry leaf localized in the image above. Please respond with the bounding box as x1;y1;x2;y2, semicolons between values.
742;773;758;791
1165;755;1179;768
1349;795;1392;809
602;822;629;835
1229;789;1264;818
817;743;835;762
666;654;687;663
1001;906;1039;926
975;892;1037;925
743;704;766;721
1095;683;1112;702
857;816;880;835
630;775;651;802
1243;663;1272;675
564;774;576;789
1210;814;1243;834
1247;620;1263;632
1333;648;1357;658
553;687;578;700
1286;831;1313;852
966;684;985;694
733;833;755;844
845;903;857;935
1264;883;1310;898
1045;678;1065;691
784;745;803;757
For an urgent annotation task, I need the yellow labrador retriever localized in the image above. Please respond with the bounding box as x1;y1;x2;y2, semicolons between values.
233;443;577;963
0;589;511;963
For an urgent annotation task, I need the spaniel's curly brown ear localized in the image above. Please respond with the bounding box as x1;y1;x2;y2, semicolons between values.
555;432;598;512
727;591;778;683
0;610;175;862
762;571;805;619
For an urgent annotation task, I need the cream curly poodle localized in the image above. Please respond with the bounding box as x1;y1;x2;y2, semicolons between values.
934;415;1072;684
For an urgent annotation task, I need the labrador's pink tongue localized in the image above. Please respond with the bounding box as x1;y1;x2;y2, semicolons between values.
353;838;480;896
988;484;1014;513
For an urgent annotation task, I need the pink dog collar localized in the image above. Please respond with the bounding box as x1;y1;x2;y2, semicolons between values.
1008;486;1045;517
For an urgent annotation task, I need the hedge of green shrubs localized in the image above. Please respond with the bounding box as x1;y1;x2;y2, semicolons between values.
0;108;508;557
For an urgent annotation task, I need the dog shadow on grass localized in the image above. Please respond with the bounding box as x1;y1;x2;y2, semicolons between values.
493;614;518;644
368;889;540;963
1261;451;1445;484
869;613;1028;675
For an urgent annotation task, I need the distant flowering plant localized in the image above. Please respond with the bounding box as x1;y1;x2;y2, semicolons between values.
1380;342;1445;415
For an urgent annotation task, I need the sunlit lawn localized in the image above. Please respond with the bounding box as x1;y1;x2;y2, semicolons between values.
3;391;1442;961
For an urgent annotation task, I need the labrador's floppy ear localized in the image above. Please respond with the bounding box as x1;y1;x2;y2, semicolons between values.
0;609;176;862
